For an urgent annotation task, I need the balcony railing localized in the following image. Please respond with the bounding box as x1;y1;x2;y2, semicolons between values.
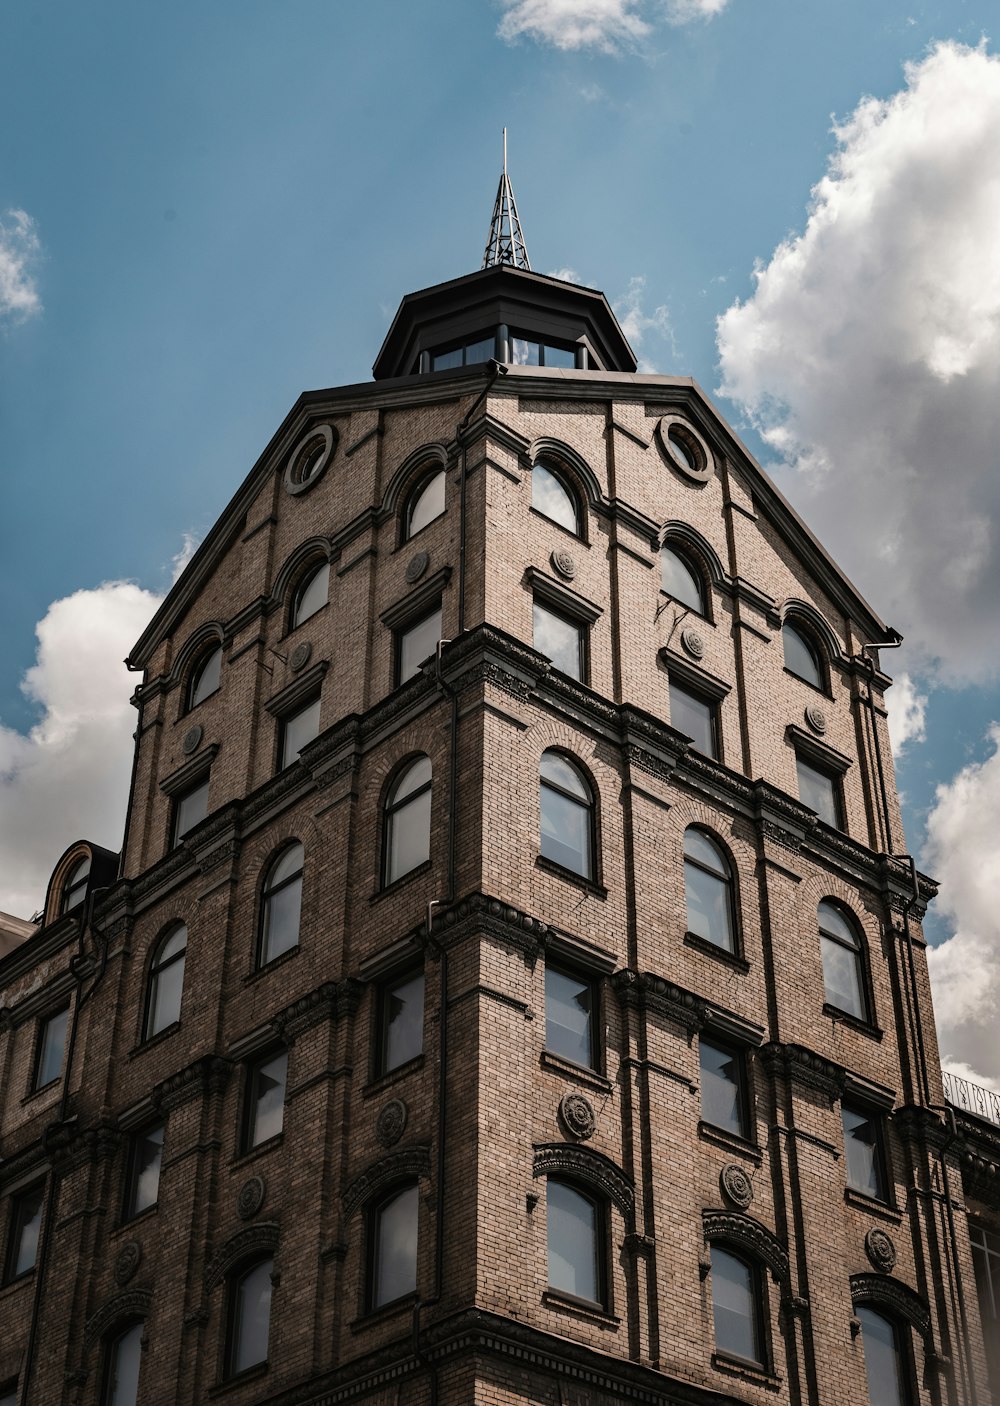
943;1069;1000;1128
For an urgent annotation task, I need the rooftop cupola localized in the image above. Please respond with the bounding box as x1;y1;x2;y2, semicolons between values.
372;134;637;380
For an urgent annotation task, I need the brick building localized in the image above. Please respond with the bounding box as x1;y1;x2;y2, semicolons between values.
1;221;998;1406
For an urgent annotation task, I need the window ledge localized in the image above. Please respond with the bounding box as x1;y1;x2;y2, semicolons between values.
659;589;711;627
697;1121;761;1163
362;1056;425;1099
844;1187;901;1222
0;1270;35;1298
782;666;833;701
371;860;433;904
684;932;749;973
230;1133;284;1171
129;1021;182;1059
542;1289;619;1327
535;855;607;899
244;945;301;985
712;1352;781;1390
350;1291;419;1332
20;1079;60;1108
540;1050;612;1093
114;1203;159;1236
822;1003;882;1040
529;505;588;547
209;1362;269;1396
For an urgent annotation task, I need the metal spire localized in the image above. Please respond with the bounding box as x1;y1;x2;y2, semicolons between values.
482;128;531;271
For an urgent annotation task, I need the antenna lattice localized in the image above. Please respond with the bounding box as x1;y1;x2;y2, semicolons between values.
482;129;530;271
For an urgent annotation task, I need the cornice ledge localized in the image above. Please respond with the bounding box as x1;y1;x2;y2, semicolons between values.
159;744;220;798
757;1042;845;1102
300;714;363;790
429;891;549;961
753;781;817;853
263;661;331;718
273;978;364;1041
613;968;705;1033
891;1104;949;1152
456;410;531;460
152;1054;232;1113
440;624;550;701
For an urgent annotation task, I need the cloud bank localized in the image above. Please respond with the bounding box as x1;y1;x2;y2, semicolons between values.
923;727;1000;1088
717;41;1000;682
496;0;726;52
0;209;42;325
886;673;927;757
0;583;160;919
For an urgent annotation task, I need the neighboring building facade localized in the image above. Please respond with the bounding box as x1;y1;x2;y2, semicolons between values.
1;221;997;1406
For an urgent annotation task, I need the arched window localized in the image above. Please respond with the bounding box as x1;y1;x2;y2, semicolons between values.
532;461;581;536
539;751;595;881
404;470;446;540
818;901;867;1021
144;925;186;1040
547;1179;604;1307
782;620;823;689
683;828;736;952
370;1183;419;1308
660;543;705;614
61;854;90;915
711;1245;763;1365
188;645;222;709
856;1306;908;1406
383;757;432;886
226;1258;273;1377
102;1321;143;1406
258;843;304;967
292;562;329;629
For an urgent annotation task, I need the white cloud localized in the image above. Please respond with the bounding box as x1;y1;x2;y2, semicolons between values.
548;266;581;283
171;533;200;583
923;724;1000;1087
0;209;42;326
496;0;728;51
615;274;675;372
886;672;927;757
717;42;1000;681
0;582;161;919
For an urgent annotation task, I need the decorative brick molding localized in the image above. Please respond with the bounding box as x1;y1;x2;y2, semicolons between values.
84;1289;152;1351
152;1055;231;1112
532;1143;634;1222
703;1209;789;1286
850;1272;931;1342
342;1146;432;1220
204;1223;280;1293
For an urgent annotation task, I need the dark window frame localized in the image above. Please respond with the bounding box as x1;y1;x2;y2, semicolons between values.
795;752;844;830
289;560;330;632
683;825;740;957
3;1182;45;1284
186;643;223;712
100;1318;145;1406
782;618;828;694
32;1004;69;1092
660;540;709;619
509;330;579;369
366;1181;420;1313
855;1304;915;1406
710;1243;768;1369
699;1035;752;1143
841;1100;891;1203
241;1049;289;1154
171;774;210;847
402;468;447;544
532;596;588;683
530;459;585;540
545;1176;609;1312
142;924;187;1043
122;1122;165;1222
394;603;443;687
544;960;601;1074
428;330;497;372
224;1255;274;1380
669;677;720;759
276;693;321;773
380;756;433;890
818;900;871;1025
538;749;599;887
256;842;305;970
60;853;91;915
374;965;425;1079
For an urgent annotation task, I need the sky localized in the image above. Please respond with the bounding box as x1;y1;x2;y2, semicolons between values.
1;0;998;1095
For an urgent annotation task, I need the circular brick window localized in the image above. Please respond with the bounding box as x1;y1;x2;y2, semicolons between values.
284;424;336;495
657;416;712;484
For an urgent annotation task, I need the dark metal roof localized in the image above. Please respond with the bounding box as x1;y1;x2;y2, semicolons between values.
372;265;637;379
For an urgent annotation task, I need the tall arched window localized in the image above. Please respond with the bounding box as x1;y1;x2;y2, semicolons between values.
188;645;222;709
539;751;595;881
144;924;186;1040
782;620;823;689
226;1258;273;1377
404;470;446;540
258;844;304;967
856;1307;908;1406
532;461;581;536
292;562;329;629
61;854;90;915
818;901;867;1021
683;828;736;952
102;1321;143;1406
660;543;705;614
370;1183;419;1308
383;757;432;886
547;1179;604;1307
711;1246;763;1365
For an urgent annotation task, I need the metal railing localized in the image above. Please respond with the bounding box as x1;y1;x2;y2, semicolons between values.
943;1069;1000;1127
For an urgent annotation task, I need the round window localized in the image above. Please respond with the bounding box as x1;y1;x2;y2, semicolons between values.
284;424;335;495
657;416;711;483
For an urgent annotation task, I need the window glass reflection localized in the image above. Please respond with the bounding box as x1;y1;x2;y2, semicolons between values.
189;645;222;708
384;757;432;884
783;622;822;688
534;601;583;680
127;1125;164;1218
683;829;734;951
249;1053;287;1148
660;546;704;613
700;1040;746;1138
230;1259;273;1375
280;697;321;770
8;1187;43;1279
857;1307;906;1406
146;926;186;1039
796;757;839;828
260;844;303;966
712;1247;760;1363
293;563;329;628
669;681;716;757
62;855;91;913
382;971;425;1073
36;1007;68;1088
373;1185;418;1307
399;607;442;684
547;1180;600;1303
532;463;579;535
174;778;209;843
540;752;592;879
842;1104;885;1199
819;902;865;1018
105;1321;143;1406
406;471;446;538
545;967;594;1068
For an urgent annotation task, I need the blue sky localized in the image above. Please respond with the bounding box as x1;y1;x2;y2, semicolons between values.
2;0;999;1089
